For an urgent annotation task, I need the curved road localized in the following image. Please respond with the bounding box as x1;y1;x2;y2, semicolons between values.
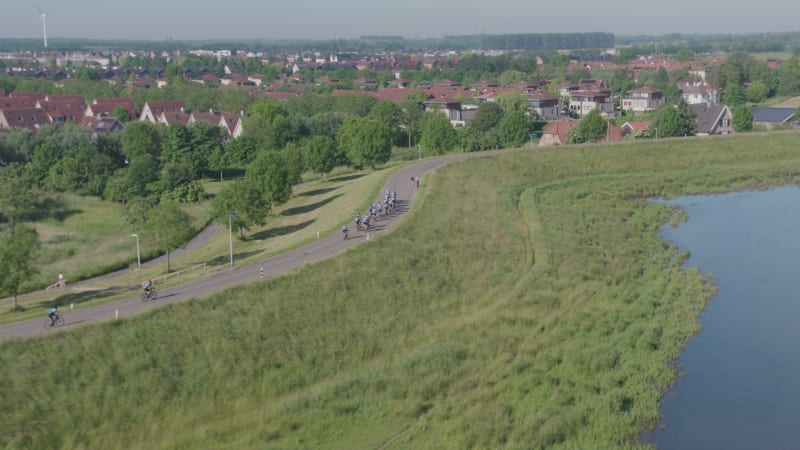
0;149;516;342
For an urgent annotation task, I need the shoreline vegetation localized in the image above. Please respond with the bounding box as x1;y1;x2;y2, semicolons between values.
2;133;800;448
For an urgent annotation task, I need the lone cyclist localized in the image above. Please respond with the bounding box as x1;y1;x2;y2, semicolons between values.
47;306;59;327
142;279;154;294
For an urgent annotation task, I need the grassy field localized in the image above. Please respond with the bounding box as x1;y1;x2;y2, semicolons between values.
2;133;800;449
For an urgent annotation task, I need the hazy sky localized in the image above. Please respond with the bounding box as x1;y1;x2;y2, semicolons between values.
2;0;799;41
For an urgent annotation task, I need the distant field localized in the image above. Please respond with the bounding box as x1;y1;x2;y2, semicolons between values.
3;133;800;449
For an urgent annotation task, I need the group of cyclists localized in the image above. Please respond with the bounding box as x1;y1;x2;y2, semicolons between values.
342;189;398;239
45;279;156;328
45;187;406;326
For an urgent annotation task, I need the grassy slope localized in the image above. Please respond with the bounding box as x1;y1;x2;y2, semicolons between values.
2;133;800;449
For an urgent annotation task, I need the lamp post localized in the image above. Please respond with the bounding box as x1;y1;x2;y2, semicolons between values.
228;209;238;268
131;234;140;269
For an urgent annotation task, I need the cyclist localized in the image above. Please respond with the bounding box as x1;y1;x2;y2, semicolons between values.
143;279;154;295
342;224;349;240
47;306;59;327
354;213;361;230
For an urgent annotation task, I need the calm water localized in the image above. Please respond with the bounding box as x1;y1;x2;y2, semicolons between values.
652;186;800;450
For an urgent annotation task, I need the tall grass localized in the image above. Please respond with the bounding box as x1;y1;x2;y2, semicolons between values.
2;133;800;449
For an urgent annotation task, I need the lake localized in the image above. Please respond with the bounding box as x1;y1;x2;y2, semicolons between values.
652;185;800;449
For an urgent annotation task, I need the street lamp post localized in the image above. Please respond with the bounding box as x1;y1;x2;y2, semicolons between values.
228;210;238;268
131;234;140;269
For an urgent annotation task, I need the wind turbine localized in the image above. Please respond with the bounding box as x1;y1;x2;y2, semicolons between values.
34;2;48;49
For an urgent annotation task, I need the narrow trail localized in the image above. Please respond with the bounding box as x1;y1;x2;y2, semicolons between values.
0;148;522;342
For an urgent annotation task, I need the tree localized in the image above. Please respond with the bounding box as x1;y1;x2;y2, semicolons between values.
224;135;258;166
112;106;131;123
420;112;458;154
400;93;426;148
568;109;606;144
303;135;337;175
494;91;529;115
732;106;754;132
469;102;504;132
746;80;769;104
498;111;531;147
337;117;392;168
147;201;194;273
246;151;292;209
211;179;269;239
723;84;746;107
368;100;403;145
777;57;800;97
0;225;41;308
243;99;289;149
0;163;37;226
652;101;696;138
122;121;163;160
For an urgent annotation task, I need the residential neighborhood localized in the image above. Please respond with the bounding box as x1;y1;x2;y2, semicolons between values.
1;43;797;147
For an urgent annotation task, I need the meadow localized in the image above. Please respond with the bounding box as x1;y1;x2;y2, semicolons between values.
2;133;800;449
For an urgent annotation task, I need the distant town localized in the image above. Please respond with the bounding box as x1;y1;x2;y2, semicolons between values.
1;32;799;148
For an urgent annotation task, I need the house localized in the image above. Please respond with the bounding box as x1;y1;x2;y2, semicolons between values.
556;82;578;98
423;99;466;126
621;120;652;138
187;109;244;138
219;111;244;138
568;89;614;117
750;107;797;128
140;100;185;122
85;97;137;119
246;74;263;87
538;120;579;146
526;90;561;120
157;110;191;126
79;117;124;135
0;107;50;131
678;81;720;105
353;78;379;90
621;87;663;113
690;103;733;136
2;91;47;108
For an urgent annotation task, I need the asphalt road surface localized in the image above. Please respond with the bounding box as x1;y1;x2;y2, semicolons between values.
0;148;517;342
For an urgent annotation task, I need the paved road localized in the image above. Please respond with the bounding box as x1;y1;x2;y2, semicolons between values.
0;149;516;342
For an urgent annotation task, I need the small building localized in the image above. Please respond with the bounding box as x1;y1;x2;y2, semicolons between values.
526;90;560;120
621;87;663;113
538;120;579;146
423;99;466;126
140;100;185;123
679;81;720;105
691;103;733;136
568;89;614;117
750;107;797;128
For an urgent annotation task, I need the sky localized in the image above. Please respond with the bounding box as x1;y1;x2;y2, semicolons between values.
1;0;799;42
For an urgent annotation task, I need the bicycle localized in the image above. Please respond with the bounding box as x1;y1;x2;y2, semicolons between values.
141;288;158;302
43;313;65;329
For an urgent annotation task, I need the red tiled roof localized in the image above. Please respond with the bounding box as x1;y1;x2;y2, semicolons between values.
541;120;579;144
622;120;652;131
0;107;50;131
146;100;185;113
88;97;136;118
158;111;191;126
